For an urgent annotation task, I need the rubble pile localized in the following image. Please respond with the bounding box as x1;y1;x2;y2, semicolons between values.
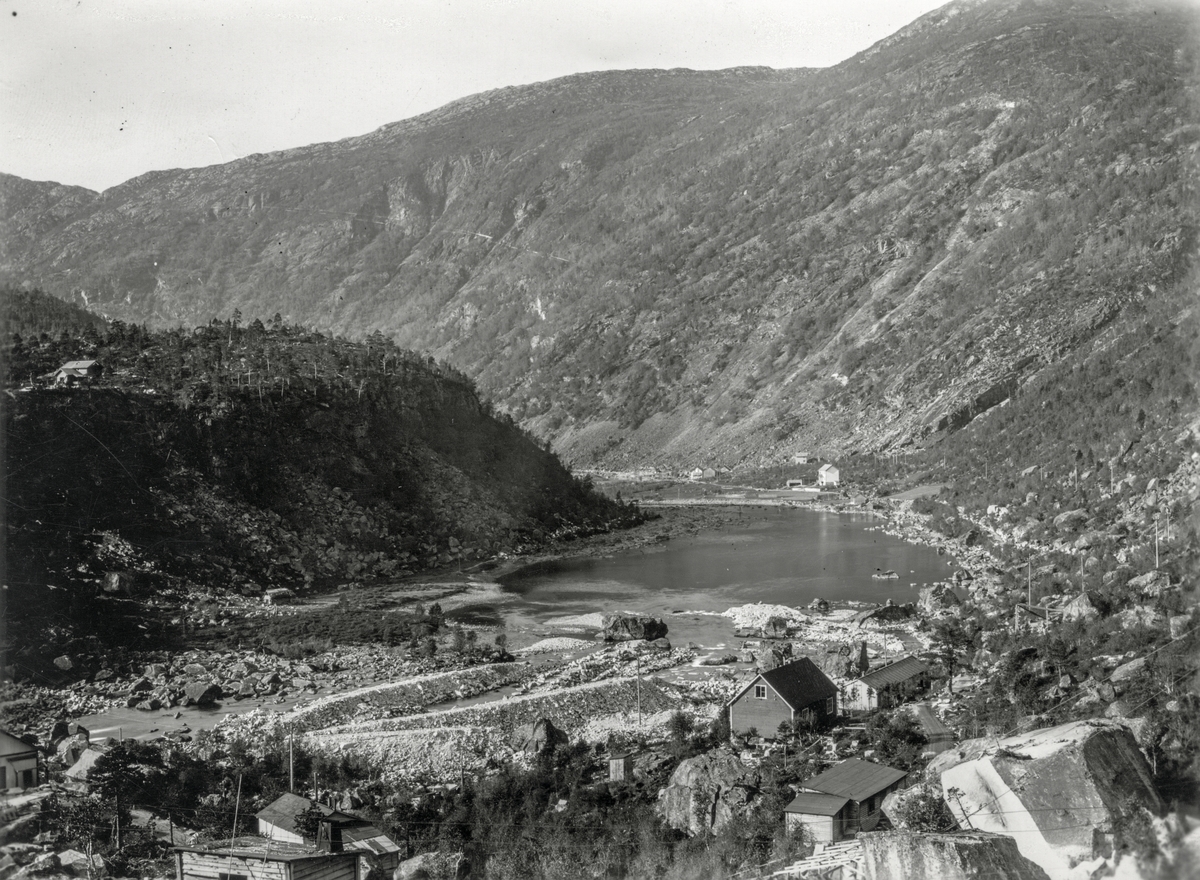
315;676;679;741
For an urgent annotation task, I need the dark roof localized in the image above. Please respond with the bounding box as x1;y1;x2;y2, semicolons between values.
802;759;907;803
904;703;954;741
175;837;357;864
757;657;838;709
784;793;851;817
857;655;929;689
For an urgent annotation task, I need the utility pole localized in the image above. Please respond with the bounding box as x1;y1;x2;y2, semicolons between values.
1155;519;1160;570
636;655;642;727
1027;560;1032;607
289;729;295;792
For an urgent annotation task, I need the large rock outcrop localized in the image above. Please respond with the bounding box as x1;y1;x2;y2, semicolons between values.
927;720;1164;879
657;749;758;836
860;831;1051;880
601;613;667;642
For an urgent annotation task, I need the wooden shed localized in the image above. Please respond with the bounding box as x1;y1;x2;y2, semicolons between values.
256;793;401;877
174;838;358;880
784;792;853;844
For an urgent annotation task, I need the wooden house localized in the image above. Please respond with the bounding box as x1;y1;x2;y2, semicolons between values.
727;657;838;738
0;730;39;790
842;655;930;714
52;360;103;386
174;838;358;880
817;464;840;487
785;758;907;842
256;793;401;877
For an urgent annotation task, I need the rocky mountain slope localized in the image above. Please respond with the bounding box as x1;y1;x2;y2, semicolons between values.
1;0;1198;469
2;313;639;681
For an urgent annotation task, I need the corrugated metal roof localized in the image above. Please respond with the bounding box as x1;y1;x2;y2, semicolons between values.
783;793;850;816
802;758;907;802
257;794;398;853
757;657;838;709
174;837;355;863
857;655;929;689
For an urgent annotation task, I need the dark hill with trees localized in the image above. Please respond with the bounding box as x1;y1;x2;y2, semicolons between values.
1;0;1197;471
2;306;639;679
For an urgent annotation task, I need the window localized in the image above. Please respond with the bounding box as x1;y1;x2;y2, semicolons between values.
754;685;767;699
0;766;6;788
21;769;34;788
826;696;836;714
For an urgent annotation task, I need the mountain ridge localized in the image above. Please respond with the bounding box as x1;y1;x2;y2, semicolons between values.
2;0;1198;469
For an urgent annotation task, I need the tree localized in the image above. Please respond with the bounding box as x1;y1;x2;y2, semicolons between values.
930;618;978;693
293;803;325;841
87;741;166;850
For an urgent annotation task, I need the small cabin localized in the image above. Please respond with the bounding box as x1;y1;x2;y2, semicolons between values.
256;793;400;877
0;730;39;790
174;838;358;880
786;758;907;842
843;655;930;714
817;464;840;487
52;360;103;387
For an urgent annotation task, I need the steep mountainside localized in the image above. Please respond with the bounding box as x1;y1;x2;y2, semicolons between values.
2;0;1198;468
3;316;638;678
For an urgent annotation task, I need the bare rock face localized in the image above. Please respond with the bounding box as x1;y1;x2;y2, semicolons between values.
860;831;1051;880
928;720;1163;878
601;613;667;642
515;718;568;757
919;584;961;615
657;749;758;836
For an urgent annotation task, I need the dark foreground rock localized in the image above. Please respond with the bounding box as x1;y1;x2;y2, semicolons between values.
657;749;758;836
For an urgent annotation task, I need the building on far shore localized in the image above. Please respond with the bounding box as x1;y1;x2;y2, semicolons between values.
818;464;840;487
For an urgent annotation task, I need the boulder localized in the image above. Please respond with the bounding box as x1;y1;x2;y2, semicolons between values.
1052;509;1089;531
854;602;917;624
754;644;792;672
394;851;465;880
1060;592;1099;622
53;656;74;672
859;831;1050;880
601;613;668;642
919;584;961;614
809;597;831;614
183;681;222;706
1128;570;1168;597
182;663;208;677
657;749;759;836
514;718;568;757
927;720;1163;878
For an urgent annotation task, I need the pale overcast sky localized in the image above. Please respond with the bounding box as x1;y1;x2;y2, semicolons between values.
2;0;948;192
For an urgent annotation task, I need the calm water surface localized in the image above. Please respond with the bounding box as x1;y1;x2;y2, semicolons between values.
484;506;957;649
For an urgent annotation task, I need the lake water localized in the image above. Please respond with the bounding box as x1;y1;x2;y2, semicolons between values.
458;506;958;651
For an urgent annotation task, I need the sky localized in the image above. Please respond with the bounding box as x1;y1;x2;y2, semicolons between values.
2;0;949;193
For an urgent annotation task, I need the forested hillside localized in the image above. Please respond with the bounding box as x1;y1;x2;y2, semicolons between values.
3;302;640;679
1;0;1197;471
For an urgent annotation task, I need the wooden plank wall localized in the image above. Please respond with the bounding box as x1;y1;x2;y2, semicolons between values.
290;855;358;880
179;852;288;880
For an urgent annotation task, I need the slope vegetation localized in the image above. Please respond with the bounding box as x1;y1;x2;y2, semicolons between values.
3;313;638;678
1;0;1197;468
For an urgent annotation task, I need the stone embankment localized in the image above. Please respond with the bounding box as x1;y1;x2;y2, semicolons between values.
303;676;680;780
